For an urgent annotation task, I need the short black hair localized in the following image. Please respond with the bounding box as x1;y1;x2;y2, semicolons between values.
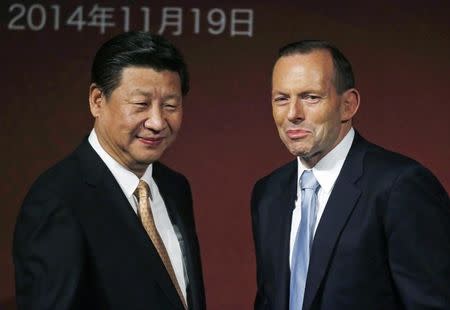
91;31;189;97
277;40;355;94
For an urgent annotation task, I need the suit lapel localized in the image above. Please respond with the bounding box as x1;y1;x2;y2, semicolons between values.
262;161;297;309
76;140;184;309
153;162;202;309
302;134;366;310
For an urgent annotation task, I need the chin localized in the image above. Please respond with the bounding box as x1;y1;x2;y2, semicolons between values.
134;159;157;168
285;143;309;157
287;149;303;157
291;151;309;158
135;152;163;164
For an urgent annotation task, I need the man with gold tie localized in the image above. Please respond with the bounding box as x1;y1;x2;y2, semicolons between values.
13;31;206;310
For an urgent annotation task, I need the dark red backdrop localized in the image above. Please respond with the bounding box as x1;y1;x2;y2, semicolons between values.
1;1;449;309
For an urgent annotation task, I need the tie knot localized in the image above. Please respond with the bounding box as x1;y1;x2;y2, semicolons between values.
300;170;319;191
134;180;150;200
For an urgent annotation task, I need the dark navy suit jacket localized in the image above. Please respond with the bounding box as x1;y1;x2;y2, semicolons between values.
14;138;206;310
251;132;450;310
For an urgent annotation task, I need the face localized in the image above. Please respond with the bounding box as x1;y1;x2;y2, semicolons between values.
90;67;183;176
272;50;359;167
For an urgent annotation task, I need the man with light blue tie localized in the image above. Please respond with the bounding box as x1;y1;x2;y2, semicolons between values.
251;40;450;310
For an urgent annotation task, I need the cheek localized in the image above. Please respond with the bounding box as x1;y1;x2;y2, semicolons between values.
310;105;338;127
106;106;131;126
272;108;286;128
314;113;341;142
307;111;331;139
167;113;183;133
121;111;146;132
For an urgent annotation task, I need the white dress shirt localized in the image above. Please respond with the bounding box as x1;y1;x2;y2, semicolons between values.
88;129;187;302
289;128;355;267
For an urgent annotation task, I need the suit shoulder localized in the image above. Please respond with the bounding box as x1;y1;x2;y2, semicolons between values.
154;161;189;186
363;142;427;174
253;160;297;190
15;151;84;244
25;152;82;202
22;150;82;216
359;140;446;196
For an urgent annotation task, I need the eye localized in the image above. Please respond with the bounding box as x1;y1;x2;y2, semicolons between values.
162;102;179;111
301;94;322;104
273;95;289;105
132;102;148;112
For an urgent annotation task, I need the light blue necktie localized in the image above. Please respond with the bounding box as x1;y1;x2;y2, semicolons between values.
290;170;320;310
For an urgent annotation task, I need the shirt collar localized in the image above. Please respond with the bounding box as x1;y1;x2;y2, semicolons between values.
88;129;153;199
297;128;355;193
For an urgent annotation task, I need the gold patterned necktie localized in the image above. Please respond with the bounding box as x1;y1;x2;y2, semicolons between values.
134;180;188;309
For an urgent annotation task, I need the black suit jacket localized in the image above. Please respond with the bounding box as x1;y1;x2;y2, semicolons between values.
251;132;450;310
13;139;206;310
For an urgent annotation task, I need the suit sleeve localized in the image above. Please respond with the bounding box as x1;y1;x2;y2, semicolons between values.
251;180;268;310
13;192;85;310
385;165;450;309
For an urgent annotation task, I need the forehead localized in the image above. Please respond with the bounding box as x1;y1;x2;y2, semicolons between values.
272;50;334;88
117;66;181;93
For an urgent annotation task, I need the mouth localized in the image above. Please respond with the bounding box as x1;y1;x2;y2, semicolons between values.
286;129;311;139
137;136;165;147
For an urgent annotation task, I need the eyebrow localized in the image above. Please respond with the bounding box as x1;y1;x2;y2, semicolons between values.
272;90;289;96
128;90;181;100
129;89;151;96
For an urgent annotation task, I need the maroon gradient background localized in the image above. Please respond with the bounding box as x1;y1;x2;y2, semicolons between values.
1;1;449;309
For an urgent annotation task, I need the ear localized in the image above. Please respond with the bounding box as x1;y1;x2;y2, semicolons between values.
340;88;360;122
89;83;105;118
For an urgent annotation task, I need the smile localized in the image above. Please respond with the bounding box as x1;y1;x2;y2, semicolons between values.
138;136;165;147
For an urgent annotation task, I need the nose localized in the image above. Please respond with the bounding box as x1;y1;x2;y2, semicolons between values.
287;98;304;123
143;105;166;132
